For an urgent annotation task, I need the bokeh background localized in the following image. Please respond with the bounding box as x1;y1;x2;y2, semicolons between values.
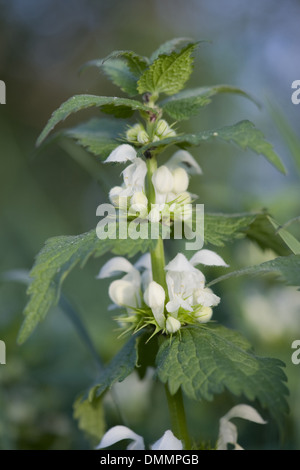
0;0;300;450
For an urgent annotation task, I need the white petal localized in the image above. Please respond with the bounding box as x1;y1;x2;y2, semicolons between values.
109;279;139;308
96;425;145;450
134;253;151;271
224;405;267;425
165;253;197;272
217;419;238;451
166;149;202;175
195;287;220;307
151;430;183;450
152;166;174;194
190;249;229;267
122;158;147;192
217;405;266;451
97;257;134;279
104;144;137;163
144;281;165;327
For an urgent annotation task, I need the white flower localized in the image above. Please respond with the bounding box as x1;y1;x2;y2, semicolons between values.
152;165;174;194
96;426;145;450
151;430;183;450
108;279;139;308
194;306;213;323
96;426;182;450
166;316;181;333
144;281;166;327
166;149;202;175
171;167;189;194
217;405;266;450
122;158;147;195
129;191;148;217
104;144;137;163
98;256;143;310
165;250;228;319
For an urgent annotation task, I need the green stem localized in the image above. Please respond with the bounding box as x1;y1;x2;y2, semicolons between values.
145;152;191;449
164;384;191;450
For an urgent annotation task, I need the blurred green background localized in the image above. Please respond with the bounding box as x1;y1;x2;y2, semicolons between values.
0;0;299;450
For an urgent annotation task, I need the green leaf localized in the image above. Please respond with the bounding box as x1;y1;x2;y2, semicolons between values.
208;254;300;288
150;37;194;63
161;85;260;120
268;217;300;255
37;95;157;146
18;228;157;344
138;120;286;174
82;52;149;96
73;394;105;443
62;118;123;158
204;212;257;247
156;325;289;430
244;214;292;256
137;43;198;96
101;60;139;96
88;334;140;401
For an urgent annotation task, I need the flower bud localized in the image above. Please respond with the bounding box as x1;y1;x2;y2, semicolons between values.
166;316;181;333
126;124;143;142
137;130;150;144
194;306;213;323
109;280;138;308
148;206;161;223
152;166;174;194
129;192;148;218
165;128;176;138
130;191;148;209
171;167;189;194
155;119;170;137
109;186;128;210
144;281;166;327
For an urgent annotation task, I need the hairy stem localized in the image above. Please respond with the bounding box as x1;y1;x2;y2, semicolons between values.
146;153;191;449
164;384;191;450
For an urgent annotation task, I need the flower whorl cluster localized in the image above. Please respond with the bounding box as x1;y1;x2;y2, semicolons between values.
98;119;228;336
97;249;228;335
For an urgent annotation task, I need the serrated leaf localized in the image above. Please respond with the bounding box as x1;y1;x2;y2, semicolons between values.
161;85;260;120
156;325;289;430
138;43;198;96
101;60;139;96
37;95;157;146
138;120;286;174
88;334;139;401
208;254;300;288
18;228;157;344
62;118;124;158
204;212;257;247
150;37;194;63
73;394;105;443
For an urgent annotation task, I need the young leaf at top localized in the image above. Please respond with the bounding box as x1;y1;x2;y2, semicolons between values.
156;325;289;431
149;37;194;63
207;254;300;288
137;43;198;96
101;60;139;96
160;85;260;121
138;120;286;174
82;51;149;97
18;228;157;344
37;95;157;146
